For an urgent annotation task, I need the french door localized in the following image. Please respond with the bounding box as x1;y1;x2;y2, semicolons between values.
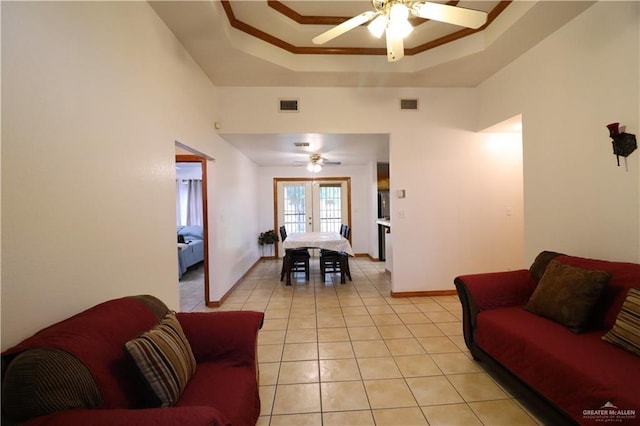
275;178;350;256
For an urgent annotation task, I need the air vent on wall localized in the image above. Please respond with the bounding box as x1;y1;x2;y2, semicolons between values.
279;99;299;112
400;98;419;111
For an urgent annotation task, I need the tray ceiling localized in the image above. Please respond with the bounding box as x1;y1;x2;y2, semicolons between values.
150;1;593;87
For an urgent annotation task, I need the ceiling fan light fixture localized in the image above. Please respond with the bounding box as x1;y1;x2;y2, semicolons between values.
307;163;322;173
389;3;409;23
388;3;413;39
312;0;489;61
387;19;413;39
368;15;388;38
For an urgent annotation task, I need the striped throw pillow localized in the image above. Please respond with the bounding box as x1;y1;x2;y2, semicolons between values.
602;288;640;356
125;311;196;407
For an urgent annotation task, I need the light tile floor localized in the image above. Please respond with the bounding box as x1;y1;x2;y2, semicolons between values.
179;257;544;426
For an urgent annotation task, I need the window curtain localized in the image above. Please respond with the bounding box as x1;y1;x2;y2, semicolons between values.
176;179;203;226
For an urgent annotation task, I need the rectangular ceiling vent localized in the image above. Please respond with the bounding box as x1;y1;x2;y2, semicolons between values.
279;99;299;112
294;142;310;147
400;98;419;111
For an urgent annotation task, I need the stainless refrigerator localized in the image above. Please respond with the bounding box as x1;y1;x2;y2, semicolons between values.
377;191;390;260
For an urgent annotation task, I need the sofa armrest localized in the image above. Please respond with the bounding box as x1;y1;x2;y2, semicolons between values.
176;311;264;365
454;269;534;311
25;407;229;426
454;269;534;355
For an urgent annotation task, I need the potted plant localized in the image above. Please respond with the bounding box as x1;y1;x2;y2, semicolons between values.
258;229;279;245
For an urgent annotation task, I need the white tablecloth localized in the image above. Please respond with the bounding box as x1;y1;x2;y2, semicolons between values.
283;232;354;256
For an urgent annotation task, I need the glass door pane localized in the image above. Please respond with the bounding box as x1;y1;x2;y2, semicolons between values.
317;183;342;232
312;180;349;235
277;181;313;256
283;184;308;233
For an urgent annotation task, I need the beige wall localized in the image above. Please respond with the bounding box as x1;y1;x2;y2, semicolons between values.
4;1;636;349
478;1;640;263
217;87;526;293
1;2;259;349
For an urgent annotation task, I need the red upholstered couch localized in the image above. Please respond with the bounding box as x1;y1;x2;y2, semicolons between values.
455;253;640;425
1;295;264;425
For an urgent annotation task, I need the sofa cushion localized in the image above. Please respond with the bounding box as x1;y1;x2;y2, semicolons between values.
524;260;610;332
476;307;640;423
176;361;260;426
125;312;197;407
602;287;640;356
25;406;230;426
2;296;166;410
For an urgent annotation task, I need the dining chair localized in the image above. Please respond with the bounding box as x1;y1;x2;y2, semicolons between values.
342;225;351;240
279;226;310;282
320;250;350;284
319;225;351;284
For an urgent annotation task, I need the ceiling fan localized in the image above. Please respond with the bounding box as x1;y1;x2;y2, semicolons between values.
295;153;341;172
312;0;488;62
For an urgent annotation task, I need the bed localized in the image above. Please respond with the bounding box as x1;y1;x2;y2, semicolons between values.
177;225;204;279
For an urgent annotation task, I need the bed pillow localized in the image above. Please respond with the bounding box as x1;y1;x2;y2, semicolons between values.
524;260;611;332
125;312;196;407
602;288;640;356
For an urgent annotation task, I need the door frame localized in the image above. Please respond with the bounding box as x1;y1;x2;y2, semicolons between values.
273;177;352;257
176;154;210;306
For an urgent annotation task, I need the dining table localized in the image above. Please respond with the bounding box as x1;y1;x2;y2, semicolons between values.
282;232;354;285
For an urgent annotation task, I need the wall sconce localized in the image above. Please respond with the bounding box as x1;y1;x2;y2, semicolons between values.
606;122;636;169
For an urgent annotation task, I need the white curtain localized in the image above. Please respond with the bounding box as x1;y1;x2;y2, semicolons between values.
176;180;184;226
186;179;203;226
176;179;203;226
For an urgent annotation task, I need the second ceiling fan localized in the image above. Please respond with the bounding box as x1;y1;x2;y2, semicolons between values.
295;153;341;173
312;0;489;62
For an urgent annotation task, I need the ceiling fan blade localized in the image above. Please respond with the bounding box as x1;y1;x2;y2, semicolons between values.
413;2;487;29
386;31;404;62
312;11;376;45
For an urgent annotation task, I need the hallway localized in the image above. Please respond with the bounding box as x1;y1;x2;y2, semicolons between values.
179;257;542;425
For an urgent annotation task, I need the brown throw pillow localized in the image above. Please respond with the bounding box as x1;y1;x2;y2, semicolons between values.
125;312;196;407
524;260;611;332
602;288;640;356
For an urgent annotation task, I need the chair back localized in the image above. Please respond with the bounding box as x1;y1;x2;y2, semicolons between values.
343;225;351;240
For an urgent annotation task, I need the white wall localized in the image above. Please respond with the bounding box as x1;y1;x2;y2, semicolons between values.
478;1;640;263
206;146;260;302
217;87;525;293
1;2;259;349
256;164;374;256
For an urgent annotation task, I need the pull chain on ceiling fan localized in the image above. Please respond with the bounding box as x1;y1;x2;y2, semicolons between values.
312;0;488;62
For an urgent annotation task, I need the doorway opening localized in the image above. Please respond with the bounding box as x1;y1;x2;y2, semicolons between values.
274;177;351;257
176;154;210;310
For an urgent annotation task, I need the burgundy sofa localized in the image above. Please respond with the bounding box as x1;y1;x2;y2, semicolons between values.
455;253;640;425
1;295;264;425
